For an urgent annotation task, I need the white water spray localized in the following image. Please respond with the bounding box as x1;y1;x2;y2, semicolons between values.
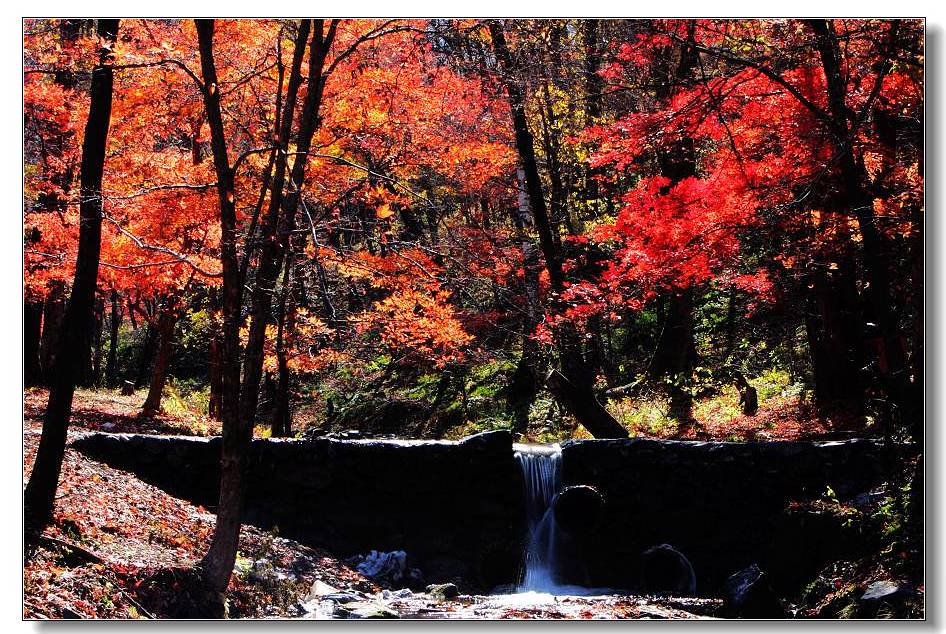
514;443;563;592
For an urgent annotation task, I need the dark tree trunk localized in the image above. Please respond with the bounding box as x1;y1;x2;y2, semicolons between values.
126;298;138;330
723;288;737;360
241;20;334;434
195;19;257;605
134;320;158;388
507;241;541;434
141;304;177;417
489;20;626;439
507;340;539;434
648;27;700;427
802;264;864;409
89;298;104;387
271;250;296;437
650;290;698;426
39;281;67;384
24;301;44;387
105;290;121;387
208;331;223;421
807;19;914;432
24;19;119;535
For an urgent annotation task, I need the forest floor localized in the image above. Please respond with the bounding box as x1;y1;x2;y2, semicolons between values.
22;388;919;619
25;384;869;444
23;395;378;619
22;409;713;620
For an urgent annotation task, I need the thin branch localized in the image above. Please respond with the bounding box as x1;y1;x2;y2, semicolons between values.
102;212;221;278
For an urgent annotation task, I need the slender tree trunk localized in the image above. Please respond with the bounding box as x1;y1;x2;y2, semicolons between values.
24;301;43;386
126;298;138;330
651;290;698;426
208;331;223;421
105;290;121;387
195;19;254;603
723;287;738;360
39;281;67;384
24;19;119;534
90;299;104;387
241;20;334;431
489;20;627;439
272;250;295;437
141;303;177;417
134;320;158;388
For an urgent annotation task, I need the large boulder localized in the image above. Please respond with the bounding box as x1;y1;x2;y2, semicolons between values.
640;544;697;596
721;564;785;618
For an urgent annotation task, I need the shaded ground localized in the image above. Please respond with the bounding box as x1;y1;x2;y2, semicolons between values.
23;401;376;619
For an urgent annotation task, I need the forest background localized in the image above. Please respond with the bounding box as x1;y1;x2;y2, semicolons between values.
6;5;946;625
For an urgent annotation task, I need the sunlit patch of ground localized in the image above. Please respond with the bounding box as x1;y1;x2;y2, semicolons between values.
609;372;871;442
24;387;221;436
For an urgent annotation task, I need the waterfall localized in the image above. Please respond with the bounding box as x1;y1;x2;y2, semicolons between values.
514;443;563;593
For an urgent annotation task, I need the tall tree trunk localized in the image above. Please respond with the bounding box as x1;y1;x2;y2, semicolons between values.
208;331;223;421
489;20;627;439
39;281;67;384
582;19;602;219
24;19;119;534
105;290;121;387
802;263;865;410
647;26;700;427
134;320;158;388
241;20;334;432
141;303;177;417
650;290;698;426
271;250;295;437
507;240;542;434
90;298;104;387
24;300;44;387
195;19;254;603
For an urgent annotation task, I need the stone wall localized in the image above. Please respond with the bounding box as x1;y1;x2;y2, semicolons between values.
71;431;525;589
72;432;889;594
560;438;888;593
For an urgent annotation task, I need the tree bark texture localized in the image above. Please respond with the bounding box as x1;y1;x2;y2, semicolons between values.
24;19;119;534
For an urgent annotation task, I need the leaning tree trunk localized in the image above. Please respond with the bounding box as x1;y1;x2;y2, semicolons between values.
489;20;626;439
141;303;177;417
24;19;119;534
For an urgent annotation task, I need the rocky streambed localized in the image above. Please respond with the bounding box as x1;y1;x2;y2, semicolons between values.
299;582;722;620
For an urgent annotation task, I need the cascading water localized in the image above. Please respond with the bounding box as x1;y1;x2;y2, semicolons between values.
514;443;563;593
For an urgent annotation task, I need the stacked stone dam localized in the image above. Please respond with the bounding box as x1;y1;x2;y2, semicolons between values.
71;431;888;593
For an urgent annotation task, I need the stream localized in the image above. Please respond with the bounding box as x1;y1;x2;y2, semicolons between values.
301;443;720;619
